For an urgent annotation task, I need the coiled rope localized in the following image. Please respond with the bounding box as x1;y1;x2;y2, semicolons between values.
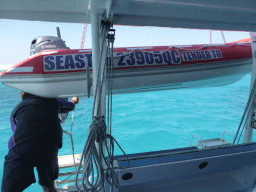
75;116;105;192
75;116;129;192
75;21;129;192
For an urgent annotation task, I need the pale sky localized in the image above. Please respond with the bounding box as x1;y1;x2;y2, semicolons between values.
0;19;250;67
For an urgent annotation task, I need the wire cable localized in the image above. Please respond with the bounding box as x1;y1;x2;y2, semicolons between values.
75;22;129;192
58;110;77;187
233;77;256;144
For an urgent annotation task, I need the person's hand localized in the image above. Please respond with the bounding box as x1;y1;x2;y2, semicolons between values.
71;97;79;104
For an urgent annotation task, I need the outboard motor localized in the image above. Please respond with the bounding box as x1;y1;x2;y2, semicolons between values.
30;36;70;123
30;36;68;56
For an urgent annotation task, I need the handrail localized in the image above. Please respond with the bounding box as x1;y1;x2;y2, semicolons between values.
220;130;235;140
189;134;204;147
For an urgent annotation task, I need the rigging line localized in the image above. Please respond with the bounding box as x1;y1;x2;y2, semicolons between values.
237;124;246;144
107;38;111;149
101;27;115;149
106;30;114;142
93;23;109;117
233;77;256;145
221;31;226;43
57;174;73;186
96;26;110;116
237;99;255;144
75;25;129;192
61;110;78;187
75;116;106;192
93;23;112;120
99;31;114;170
106;30;115;191
237;93;256;144
92;25;104;116
92;23;105;116
109;31;114;138
104;30;115;191
78;26;112;188
100;134;130;184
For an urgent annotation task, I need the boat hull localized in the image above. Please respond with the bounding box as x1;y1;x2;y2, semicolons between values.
0;58;251;97
111;58;252;94
0;43;252;97
0;72;88;98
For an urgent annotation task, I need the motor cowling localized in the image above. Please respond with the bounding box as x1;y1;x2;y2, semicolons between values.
30;36;68;56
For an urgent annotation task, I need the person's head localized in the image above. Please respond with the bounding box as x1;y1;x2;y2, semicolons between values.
20;91;33;100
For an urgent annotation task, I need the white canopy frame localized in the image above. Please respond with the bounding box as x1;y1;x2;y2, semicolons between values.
2;0;256;191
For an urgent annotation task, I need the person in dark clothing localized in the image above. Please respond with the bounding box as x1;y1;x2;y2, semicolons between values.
1;92;79;192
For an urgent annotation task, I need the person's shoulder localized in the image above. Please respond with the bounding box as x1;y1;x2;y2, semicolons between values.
11;99;31;116
25;96;58;106
36;97;58;103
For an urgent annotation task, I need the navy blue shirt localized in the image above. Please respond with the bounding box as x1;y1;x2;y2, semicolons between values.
8;95;75;150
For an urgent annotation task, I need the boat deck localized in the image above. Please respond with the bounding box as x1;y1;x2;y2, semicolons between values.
57;143;256;192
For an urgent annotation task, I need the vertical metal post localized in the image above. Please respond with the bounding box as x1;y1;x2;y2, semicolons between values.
91;11;108;192
243;32;256;143
91;13;102;117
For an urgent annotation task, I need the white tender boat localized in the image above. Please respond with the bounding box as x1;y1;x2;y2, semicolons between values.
1;0;256;192
0;42;252;97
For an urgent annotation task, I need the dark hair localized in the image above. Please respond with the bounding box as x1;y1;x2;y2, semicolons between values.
20;91;33;100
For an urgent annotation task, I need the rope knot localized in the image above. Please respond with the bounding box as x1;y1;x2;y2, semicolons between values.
91;116;107;142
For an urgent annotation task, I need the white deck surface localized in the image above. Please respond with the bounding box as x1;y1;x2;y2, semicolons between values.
58;154;82;168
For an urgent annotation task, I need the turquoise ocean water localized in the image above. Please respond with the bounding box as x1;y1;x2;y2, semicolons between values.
0;73;254;191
